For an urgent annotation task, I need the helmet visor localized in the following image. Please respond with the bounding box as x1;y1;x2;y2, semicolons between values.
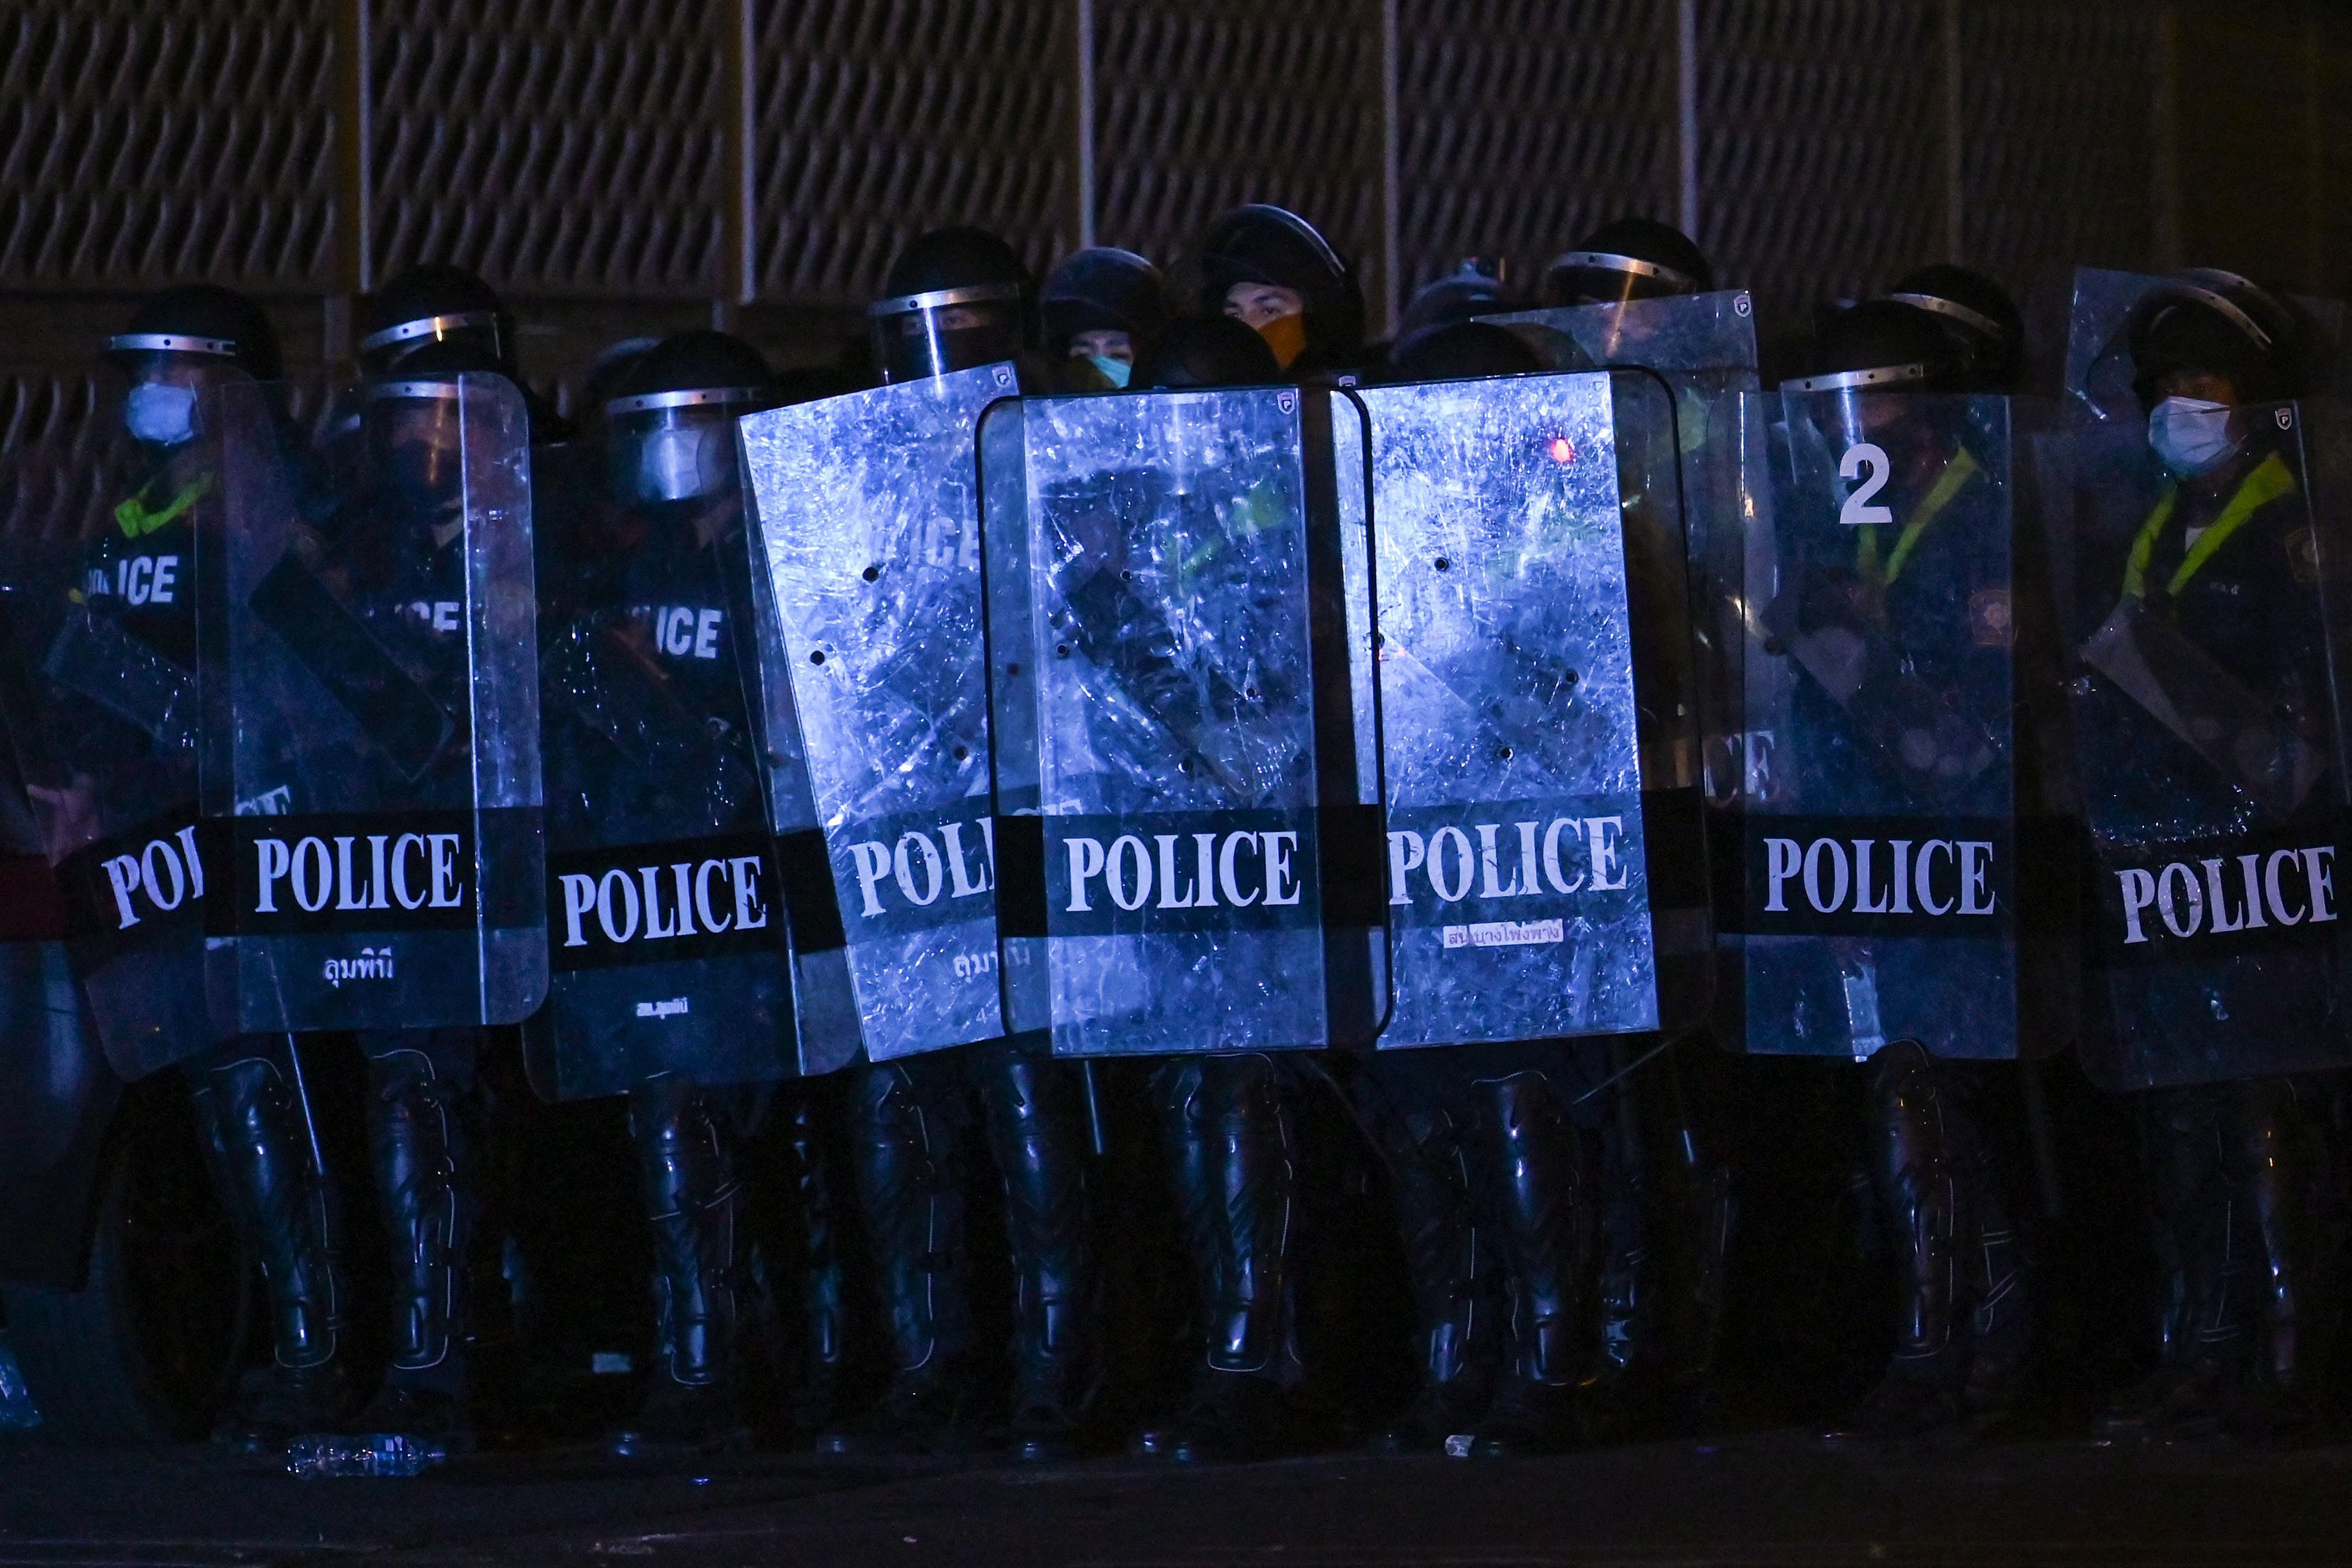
606;393;761;505
868;285;1026;383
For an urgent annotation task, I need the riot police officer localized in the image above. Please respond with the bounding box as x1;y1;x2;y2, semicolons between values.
538;330;791;1454
1042;248;1171;392
820;227;1100;1462
1097;209;1376;1466
1770;278;2033;1443
89;288;357;1450
1199;205;1366;380
2067;271;2332;1441
302;337;531;1449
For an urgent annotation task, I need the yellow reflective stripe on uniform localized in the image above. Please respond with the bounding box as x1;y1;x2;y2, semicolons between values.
2120;489;2176;600
2122;450;2297;601
113;472;214;539
1856;445;1982;587
1883;445;1980;585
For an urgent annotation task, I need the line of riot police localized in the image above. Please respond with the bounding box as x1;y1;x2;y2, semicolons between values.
1;204;2347;1466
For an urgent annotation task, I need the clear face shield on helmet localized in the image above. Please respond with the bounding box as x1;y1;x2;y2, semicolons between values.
358;308;507;375
365;376;471;514
867;283;1028;383
604;387;766;505
1779;361;1938;453
1545;251;1700;312
105;332;242;449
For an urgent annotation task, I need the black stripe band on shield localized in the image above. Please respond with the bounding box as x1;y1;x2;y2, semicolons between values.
774;828;850;954
991;815;1049;940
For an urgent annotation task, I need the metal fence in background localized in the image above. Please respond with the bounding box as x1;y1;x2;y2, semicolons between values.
0;0;2344;412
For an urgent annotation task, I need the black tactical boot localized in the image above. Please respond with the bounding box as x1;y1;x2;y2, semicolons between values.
1957;1101;2029;1423
819;1060;979;1458
2098;1085;2251;1442
2228;1078;2321;1443
1470;1071;1586;1458
191;1041;353;1452
1823;1043;1969;1446
980;1049;1098;1462
1366;1101;1492;1454
356;1043;477;1451
1588;1054;1672;1440
1656;1045;1737;1433
609;1076;751;1458
1136;1053;1301;1463
783;1091;851;1438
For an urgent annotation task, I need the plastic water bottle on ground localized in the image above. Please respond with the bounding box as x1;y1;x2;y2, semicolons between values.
0;1339;41;1432
285;1432;449;1478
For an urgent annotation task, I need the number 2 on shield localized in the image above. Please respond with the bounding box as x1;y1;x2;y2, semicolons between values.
1838;442;1893;528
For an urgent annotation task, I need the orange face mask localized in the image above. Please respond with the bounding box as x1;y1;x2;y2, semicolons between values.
1255;311;1308;370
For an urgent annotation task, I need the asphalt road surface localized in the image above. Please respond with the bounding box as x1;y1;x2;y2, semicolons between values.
4;1431;2352;1568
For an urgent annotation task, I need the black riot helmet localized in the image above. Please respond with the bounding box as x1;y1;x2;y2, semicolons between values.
106;284;281;447
1543;218;1712;309
1390;262;1516;370
573;335;664;440
1391;321;1543;383
604;330;777;506
1134;315;1284;390
362;339;504;514
1197;205;1364;374
2124;268;2305;411
360;263;514;375
1782;298;1965;396
1883;265;2024;394
1042;248;1171;361
869;226;1036;384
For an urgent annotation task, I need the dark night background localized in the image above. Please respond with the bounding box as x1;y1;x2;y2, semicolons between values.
3;0;2349;422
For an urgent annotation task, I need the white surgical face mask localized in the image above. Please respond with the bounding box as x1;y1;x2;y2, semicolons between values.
125;382;197;447
2148;396;2239;477
638;426;711;503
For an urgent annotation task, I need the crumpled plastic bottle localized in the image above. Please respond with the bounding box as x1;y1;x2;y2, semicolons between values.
0;1340;43;1431
284;1433;449;1478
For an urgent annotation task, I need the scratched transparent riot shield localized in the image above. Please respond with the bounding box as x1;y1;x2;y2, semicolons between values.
740;363;1023;1061
0;415;235;1077
520;439;823;1100
0;468;125;1147
1485;294;1761;832
1720;389;2046;1060
200;374;546;1033
1344;370;1703;1047
2041;398;2352;1090
977;387;1355;1056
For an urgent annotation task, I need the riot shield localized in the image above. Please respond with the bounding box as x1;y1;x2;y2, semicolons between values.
200;374;546;1032
2042;398;2352;1091
1344;370;1705;1047
0;516;117;1172
520;441;820;1100
739;363;1023;1061
0;420;233;1078
976;386;1364;1056
1718;389;2055;1060
1481;289;1759;388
